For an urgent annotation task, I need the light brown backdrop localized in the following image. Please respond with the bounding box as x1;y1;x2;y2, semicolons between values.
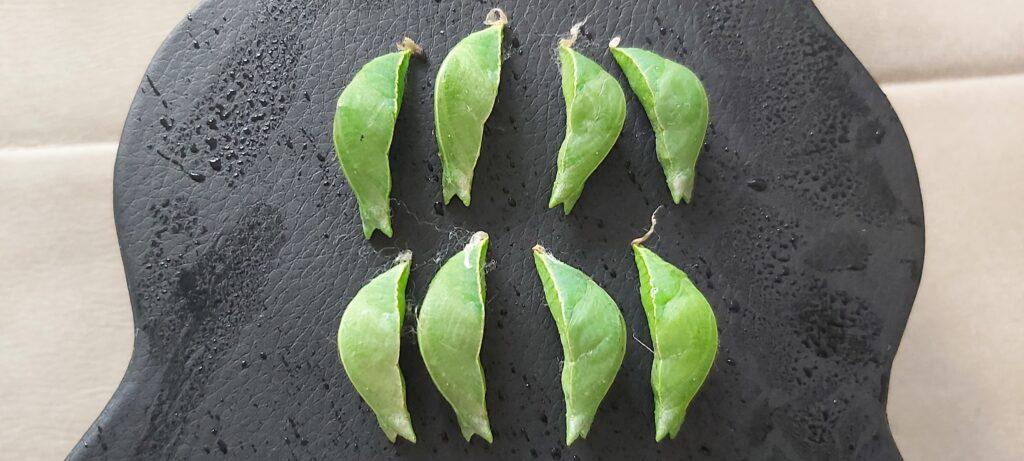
1;1;1021;459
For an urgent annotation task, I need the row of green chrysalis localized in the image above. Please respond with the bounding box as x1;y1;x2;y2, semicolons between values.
336;222;718;445
334;11;710;239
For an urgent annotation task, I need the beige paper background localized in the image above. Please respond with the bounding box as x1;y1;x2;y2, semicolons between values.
1;1;1022;459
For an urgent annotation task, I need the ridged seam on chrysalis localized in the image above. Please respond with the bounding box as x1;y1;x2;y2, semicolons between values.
333;38;420;239
609;37;709;204
435;10;507;206
417;232;493;442
336;251;416;443
532;244;626;446
548;20;627;214
631;210;719;441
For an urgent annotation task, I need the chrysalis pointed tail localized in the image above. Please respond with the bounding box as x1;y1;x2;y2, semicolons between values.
548;186;582;215
654;405;685;442
565;412;594;446
442;177;472;207
458;415;494;443
359;214;393;239
380;414;417;443
667;170;694;205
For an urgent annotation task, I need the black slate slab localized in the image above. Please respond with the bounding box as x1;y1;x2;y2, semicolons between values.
70;0;924;459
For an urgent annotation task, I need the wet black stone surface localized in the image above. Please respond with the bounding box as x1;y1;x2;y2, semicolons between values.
70;0;923;459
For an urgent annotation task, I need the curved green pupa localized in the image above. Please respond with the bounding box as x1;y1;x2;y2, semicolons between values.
417;231;492;442
532;245;626;445
435;9;507;206
337;252;416;443
609;37;709;204
334;38;421;239
631;220;718;441
549;25;627;214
